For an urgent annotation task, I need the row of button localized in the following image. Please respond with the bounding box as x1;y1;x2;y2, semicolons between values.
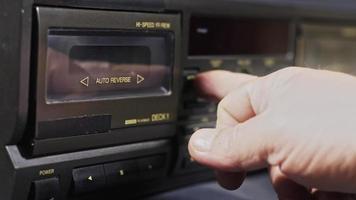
189;57;292;70
181;68;218;120
72;155;166;194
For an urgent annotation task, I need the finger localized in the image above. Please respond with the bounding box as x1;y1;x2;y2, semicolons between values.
269;166;311;200
215;170;246;190
188;116;273;172
194;70;257;101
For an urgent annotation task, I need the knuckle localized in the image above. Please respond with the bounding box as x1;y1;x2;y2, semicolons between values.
272;66;305;79
278;66;305;75
275;151;302;180
217;96;230;116
217;98;225;111
260;66;307;97
273;66;307;83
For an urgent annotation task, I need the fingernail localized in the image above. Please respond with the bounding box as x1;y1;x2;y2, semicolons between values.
191;130;215;152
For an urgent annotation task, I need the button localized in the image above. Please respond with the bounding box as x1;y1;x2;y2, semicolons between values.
104;160;139;185
183;68;200;81
72;165;106;194
182;156;205;171
31;177;60;200
138;155;166;172
210;59;223;68
183;121;216;135
264;57;276;67
237;58;252;67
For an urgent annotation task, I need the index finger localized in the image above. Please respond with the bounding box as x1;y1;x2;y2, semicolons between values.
195;70;257;101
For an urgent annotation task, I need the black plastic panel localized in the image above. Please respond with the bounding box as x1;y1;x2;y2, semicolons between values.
189;16;290;56
35;0;165;12
37;115;111;139
29;7;181;155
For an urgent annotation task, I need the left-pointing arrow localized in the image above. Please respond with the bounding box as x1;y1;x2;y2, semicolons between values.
80;77;89;87
88;176;93;181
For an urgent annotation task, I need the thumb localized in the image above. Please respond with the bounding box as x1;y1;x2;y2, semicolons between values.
188;116;273;172
189;77;274;171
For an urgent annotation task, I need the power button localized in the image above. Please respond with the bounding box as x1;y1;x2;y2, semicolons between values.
30;177;60;200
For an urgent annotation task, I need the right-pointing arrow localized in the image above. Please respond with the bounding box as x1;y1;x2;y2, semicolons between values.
137;74;145;84
80;77;89;87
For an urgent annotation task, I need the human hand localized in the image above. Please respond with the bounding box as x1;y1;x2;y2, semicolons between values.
188;67;356;199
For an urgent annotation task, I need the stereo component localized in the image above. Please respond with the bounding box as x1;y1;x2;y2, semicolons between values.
2;1;356;200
